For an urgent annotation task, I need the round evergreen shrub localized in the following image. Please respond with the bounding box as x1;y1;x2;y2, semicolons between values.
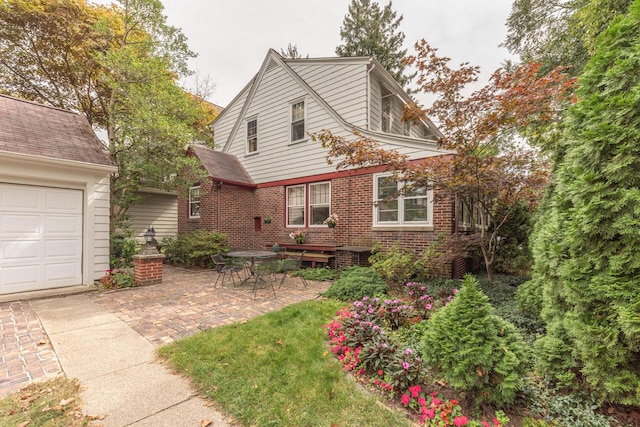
421;274;529;405
322;266;389;301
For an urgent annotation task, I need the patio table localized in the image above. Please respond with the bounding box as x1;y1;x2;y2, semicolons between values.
226;250;278;287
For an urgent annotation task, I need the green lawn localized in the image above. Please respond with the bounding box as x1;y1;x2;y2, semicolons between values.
159;299;413;427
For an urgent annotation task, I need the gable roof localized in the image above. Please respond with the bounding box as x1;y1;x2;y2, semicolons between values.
190;144;255;188
0;94;115;168
213;49;446;154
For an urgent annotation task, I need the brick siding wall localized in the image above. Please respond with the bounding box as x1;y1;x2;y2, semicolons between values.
178;172;461;277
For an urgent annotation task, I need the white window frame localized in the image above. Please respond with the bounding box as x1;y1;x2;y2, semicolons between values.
286;184;306;227
246;117;258;154
373;173;432;226
402;119;411;136
189;186;201;219
290;99;306;143
285;181;331;227
309;182;331;227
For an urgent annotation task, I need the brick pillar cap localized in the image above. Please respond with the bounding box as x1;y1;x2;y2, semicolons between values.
132;253;166;260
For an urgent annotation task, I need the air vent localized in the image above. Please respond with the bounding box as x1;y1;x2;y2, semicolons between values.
266;59;279;73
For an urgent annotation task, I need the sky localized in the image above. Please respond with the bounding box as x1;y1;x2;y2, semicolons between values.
122;0;517;108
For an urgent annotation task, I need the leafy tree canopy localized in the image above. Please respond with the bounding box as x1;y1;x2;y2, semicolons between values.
503;0;632;76
335;0;414;88
0;0;215;232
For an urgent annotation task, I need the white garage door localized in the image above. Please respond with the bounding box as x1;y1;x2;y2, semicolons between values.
0;183;83;294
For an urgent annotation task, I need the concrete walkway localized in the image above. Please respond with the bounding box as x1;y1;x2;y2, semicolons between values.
1;266;331;426
31;294;231;426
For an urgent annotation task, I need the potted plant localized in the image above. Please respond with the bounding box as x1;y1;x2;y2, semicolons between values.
289;229;306;244
264;216;272;224
323;213;338;228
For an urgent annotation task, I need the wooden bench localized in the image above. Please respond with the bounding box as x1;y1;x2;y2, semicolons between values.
269;243;338;268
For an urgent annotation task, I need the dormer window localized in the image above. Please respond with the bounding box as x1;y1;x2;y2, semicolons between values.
247;118;258;153
381;86;393;133
291;100;305;142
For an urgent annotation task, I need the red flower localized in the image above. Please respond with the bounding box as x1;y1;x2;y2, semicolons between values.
378;369;384;376
493;418;501;426
454;416;469;426
409;384;421;397
401;394;410;406
424;408;435;419
482;421;490;427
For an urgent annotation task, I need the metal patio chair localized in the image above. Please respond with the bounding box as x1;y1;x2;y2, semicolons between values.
279;250;308;289
211;253;243;287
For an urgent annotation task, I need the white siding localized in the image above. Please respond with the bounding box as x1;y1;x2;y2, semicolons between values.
213;52;447;186
215;87;250;149
92;175;111;279
224;63;344;183
127;192;178;243
290;62;368;127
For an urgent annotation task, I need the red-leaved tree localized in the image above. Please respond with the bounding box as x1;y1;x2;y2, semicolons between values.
313;40;575;282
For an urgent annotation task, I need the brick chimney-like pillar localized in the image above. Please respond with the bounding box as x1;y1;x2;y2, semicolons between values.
132;253;165;286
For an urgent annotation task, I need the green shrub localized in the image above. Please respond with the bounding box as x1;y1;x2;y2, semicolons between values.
518;379;615;427
368;242;418;284
322;266;388;301
295;266;339;281
515;278;544;318
110;230;140;268
162;230;231;267
98;269;135;289
422;274;529;405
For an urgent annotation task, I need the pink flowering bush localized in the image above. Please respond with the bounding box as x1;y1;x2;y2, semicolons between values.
325;286;510;426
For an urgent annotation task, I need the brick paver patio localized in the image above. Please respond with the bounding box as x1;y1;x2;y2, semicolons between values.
0;301;63;396
1;266;331;396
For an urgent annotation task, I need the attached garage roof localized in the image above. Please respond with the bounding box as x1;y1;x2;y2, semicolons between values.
189;144;255;188
0;94;115;167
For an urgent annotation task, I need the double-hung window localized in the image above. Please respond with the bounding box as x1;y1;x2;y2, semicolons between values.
381;96;392;132
286;181;331;227
291;100;305;142
189;186;201;218
309;182;330;225
247;118;258;153
286;185;305;226
373;173;431;225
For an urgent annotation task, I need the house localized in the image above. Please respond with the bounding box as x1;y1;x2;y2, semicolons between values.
0;94;117;294
179;49;463;276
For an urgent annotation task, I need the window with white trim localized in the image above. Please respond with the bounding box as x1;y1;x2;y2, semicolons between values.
286;185;305;226
291;100;305;142
189;186;200;218
402;120;411;136
381;96;392;132
373;174;431;225
247;118;257;153
286;181;331;227
309;182;330;225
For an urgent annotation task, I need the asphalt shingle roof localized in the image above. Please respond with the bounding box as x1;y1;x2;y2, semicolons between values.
0;94;114;167
190;144;254;187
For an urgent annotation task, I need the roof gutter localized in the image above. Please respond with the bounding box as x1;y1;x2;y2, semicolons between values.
0;150;117;173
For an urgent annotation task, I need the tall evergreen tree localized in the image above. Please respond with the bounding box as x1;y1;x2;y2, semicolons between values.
335;0;413;88
531;0;640;405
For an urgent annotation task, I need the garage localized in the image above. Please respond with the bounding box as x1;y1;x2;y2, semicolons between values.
0;94;116;295
0;183;83;294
